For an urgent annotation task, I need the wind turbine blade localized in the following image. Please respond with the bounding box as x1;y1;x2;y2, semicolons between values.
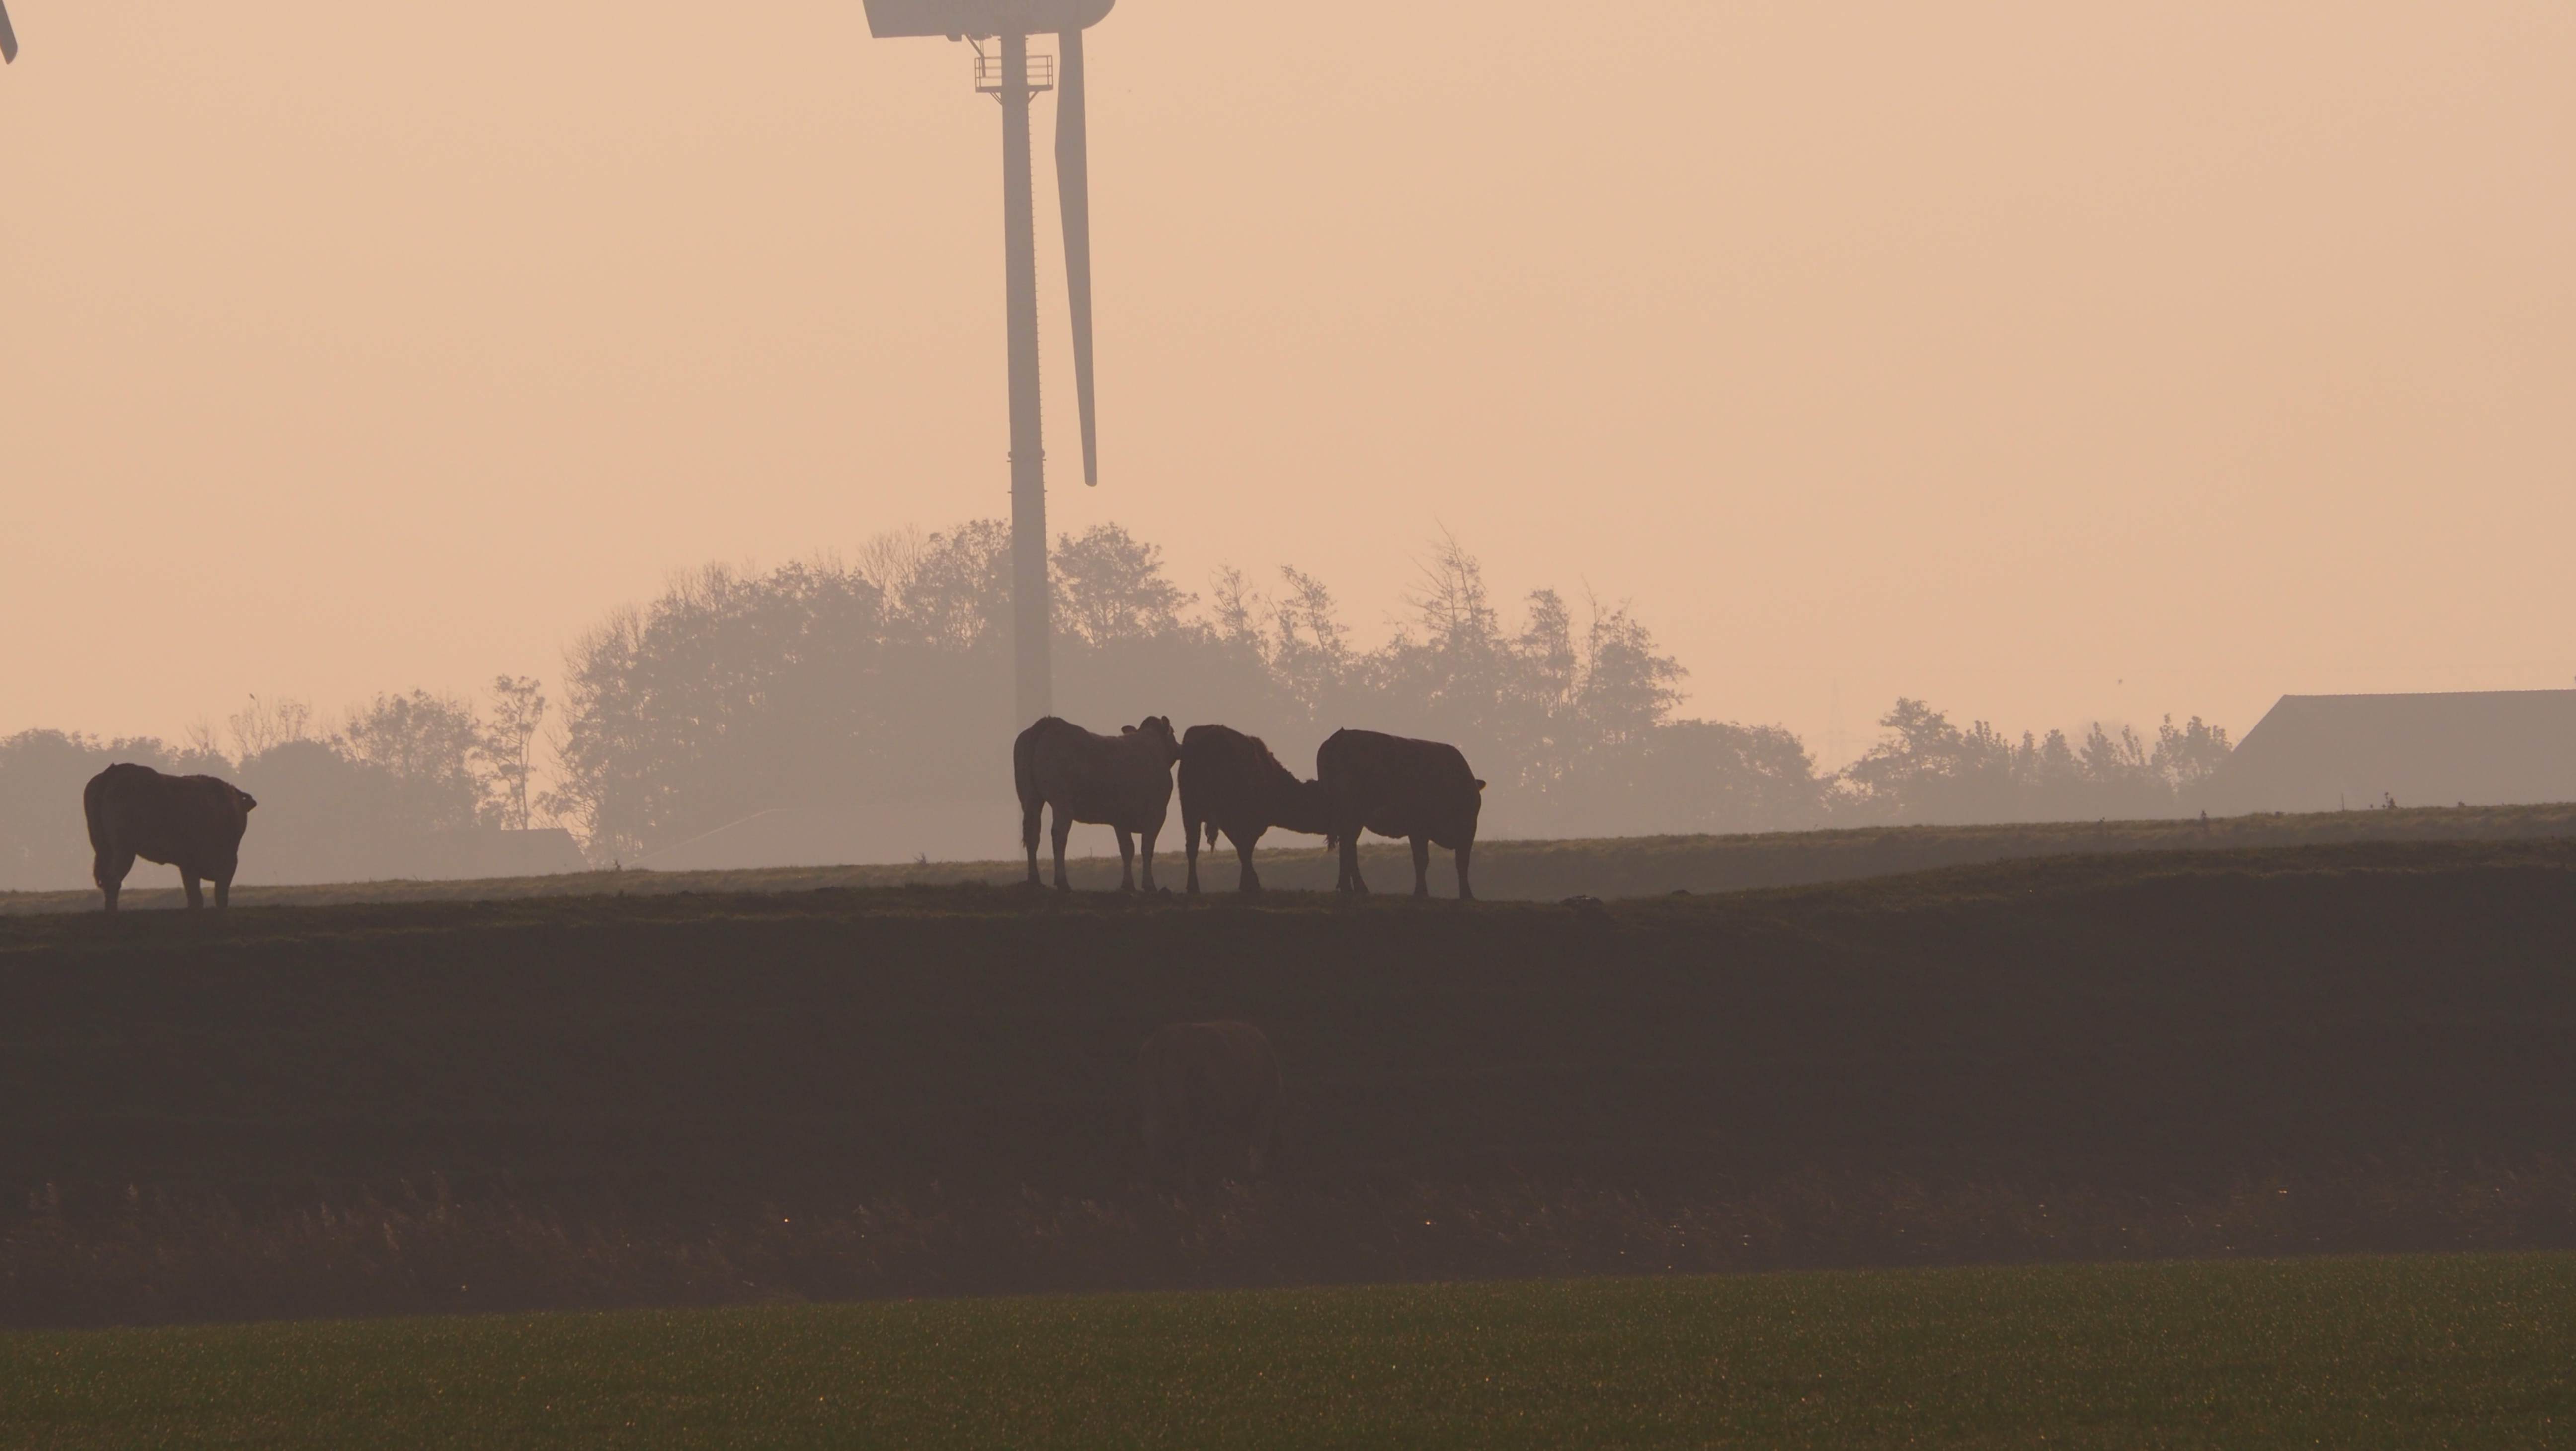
1055;27;1100;487
0;0;19;64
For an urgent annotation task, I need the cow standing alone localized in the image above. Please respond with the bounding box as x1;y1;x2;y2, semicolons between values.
1177;724;1331;894
1139;1020;1281;1183
84;763;258;913
1015;715;1181;892
1316;728;1484;900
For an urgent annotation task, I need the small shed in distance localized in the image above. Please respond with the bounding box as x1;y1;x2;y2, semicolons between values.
2207;689;2576;815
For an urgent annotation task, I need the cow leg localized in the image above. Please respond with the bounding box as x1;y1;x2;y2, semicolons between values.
1455;834;1476;901
1183;815;1202;895
213;862;236;910
1410;837;1432;899
1022;797;1045;887
1115;826;1137;892
1236;833;1262;894
95;846;134;915
1051;810;1074;892
180;870;204;910
1338;833;1368;895
1139;821;1161;892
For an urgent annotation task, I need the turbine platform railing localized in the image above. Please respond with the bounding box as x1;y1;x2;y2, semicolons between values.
974;51;1054;94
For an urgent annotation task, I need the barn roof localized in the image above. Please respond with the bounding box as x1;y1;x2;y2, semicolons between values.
2209;689;2576;814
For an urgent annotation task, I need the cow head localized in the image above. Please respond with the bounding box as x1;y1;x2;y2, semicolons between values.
1134;715;1180;766
1279;776;1335;838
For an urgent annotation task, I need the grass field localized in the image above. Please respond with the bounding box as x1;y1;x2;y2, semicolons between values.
8;799;2576;914
5;1252;2572;1449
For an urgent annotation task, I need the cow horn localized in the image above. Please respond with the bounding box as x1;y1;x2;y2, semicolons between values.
1055;25;1099;487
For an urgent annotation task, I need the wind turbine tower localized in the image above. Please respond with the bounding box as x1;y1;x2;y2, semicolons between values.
1;1;20;64
864;0;1114;727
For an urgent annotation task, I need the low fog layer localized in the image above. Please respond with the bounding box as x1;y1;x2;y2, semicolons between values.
2;527;2255;889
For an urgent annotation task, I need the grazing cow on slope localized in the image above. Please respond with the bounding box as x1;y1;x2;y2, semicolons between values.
1015;715;1181;892
1315;728;1484;900
1178;724;1332;895
84;763;258;913
1139;1020;1281;1182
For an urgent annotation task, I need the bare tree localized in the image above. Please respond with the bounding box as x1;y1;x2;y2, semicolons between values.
481;676;548;831
182;718;224;765
855;526;928;600
1209;565;1263;649
226;696;313;764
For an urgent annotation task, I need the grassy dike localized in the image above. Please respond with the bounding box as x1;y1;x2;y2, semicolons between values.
6;836;2576;1324
6;1252;2573;1449
10;799;2576;914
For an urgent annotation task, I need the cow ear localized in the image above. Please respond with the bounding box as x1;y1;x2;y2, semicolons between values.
1474;780;1487;791
1122;725;1137;735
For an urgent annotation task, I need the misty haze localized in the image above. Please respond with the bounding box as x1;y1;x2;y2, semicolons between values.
3;2;2573;1445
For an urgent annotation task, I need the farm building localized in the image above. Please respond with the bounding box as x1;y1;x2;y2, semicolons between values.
2206;689;2576;815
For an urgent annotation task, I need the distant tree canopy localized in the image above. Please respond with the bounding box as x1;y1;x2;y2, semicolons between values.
0;518;2239;887
1835;700;2235;824
541;525;1731;857
555;521;2213;858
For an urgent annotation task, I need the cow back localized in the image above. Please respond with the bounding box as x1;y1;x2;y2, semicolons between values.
1019;716;1176;829
85;764;254;869
1317;728;1483;846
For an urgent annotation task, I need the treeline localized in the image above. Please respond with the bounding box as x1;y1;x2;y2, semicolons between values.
0;519;2237;888
0;685;564;891
545;524;1806;859
543;521;2232;858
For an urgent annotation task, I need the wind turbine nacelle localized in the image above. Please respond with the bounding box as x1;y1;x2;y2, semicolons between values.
863;0;1112;39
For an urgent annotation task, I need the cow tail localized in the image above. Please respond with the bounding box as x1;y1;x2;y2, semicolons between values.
1204;821;1219;849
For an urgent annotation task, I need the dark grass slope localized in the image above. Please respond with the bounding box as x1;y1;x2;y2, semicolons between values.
8;799;2576;915
5;836;2576;1324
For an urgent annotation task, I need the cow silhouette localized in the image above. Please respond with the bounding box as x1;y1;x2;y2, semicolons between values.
84;763;258;913
1177;724;1331;895
1014;715;1180;891
1316;728;1485;900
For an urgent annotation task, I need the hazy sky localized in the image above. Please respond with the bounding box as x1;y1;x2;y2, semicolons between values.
5;1;2570;768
